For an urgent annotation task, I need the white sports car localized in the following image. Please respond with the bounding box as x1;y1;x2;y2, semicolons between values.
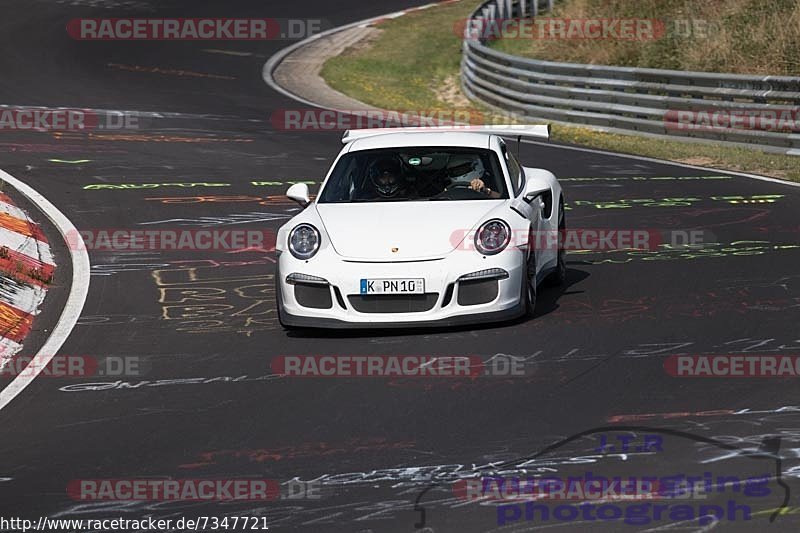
275;125;565;329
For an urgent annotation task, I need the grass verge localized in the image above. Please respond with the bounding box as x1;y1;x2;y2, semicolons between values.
491;0;800;76
321;0;800;182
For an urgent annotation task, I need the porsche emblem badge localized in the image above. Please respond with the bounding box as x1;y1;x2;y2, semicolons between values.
391;247;399;253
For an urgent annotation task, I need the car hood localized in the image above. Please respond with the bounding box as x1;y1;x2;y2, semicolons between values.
315;202;501;260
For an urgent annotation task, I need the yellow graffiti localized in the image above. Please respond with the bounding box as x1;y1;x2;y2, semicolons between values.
751;506;800;517
161;304;235;320
158;287;228;304
55;132;253;143
152;267;277;335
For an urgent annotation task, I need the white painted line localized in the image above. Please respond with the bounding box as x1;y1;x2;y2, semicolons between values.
263;4;800;190
0;169;90;411
0;227;54;265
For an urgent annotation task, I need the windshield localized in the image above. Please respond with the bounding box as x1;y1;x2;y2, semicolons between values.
318;147;508;203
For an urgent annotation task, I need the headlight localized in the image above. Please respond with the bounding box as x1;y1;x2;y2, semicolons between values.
474;219;510;255
289;224;320;260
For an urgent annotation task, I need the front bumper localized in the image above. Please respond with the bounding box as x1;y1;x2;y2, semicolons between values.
277;248;526;329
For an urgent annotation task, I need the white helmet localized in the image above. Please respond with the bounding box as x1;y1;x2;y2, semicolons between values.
446;155;484;182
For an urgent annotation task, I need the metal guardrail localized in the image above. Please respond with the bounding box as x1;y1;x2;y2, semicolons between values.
461;0;800;154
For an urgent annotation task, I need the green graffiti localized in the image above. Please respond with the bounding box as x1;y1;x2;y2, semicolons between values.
565;194;785;210
577;240;800;264
560;176;733;182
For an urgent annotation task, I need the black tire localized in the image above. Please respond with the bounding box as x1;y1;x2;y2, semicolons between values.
544;199;567;287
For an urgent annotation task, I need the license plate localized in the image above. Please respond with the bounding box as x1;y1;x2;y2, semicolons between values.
360;278;425;295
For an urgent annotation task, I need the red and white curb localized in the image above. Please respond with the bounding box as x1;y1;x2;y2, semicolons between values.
0;169;89;411
0;191;55;366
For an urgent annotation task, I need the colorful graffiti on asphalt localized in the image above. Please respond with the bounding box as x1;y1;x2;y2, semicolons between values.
138;212;290;226
560;176;734;182
144;195;302;208
151;263;278;336
575;240;800;264
179;438;416;469
565;195;784;210
84;183;232;190
83;180;317;190
55;132;252;143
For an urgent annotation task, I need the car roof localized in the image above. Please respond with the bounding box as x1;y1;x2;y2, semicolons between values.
346;131;492;152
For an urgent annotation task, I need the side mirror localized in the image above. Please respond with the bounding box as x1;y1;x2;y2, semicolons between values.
286;183;311;207
523;182;550;204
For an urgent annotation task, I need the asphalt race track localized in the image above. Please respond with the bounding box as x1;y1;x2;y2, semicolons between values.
0;0;799;531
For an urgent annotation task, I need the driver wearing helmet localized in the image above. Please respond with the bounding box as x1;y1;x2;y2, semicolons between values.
369;157;407;199
446;155;501;198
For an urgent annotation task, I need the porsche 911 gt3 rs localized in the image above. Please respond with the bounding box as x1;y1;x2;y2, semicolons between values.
275;125;565;329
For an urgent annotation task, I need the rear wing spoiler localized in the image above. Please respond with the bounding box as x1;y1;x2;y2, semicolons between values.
341;125;550;144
